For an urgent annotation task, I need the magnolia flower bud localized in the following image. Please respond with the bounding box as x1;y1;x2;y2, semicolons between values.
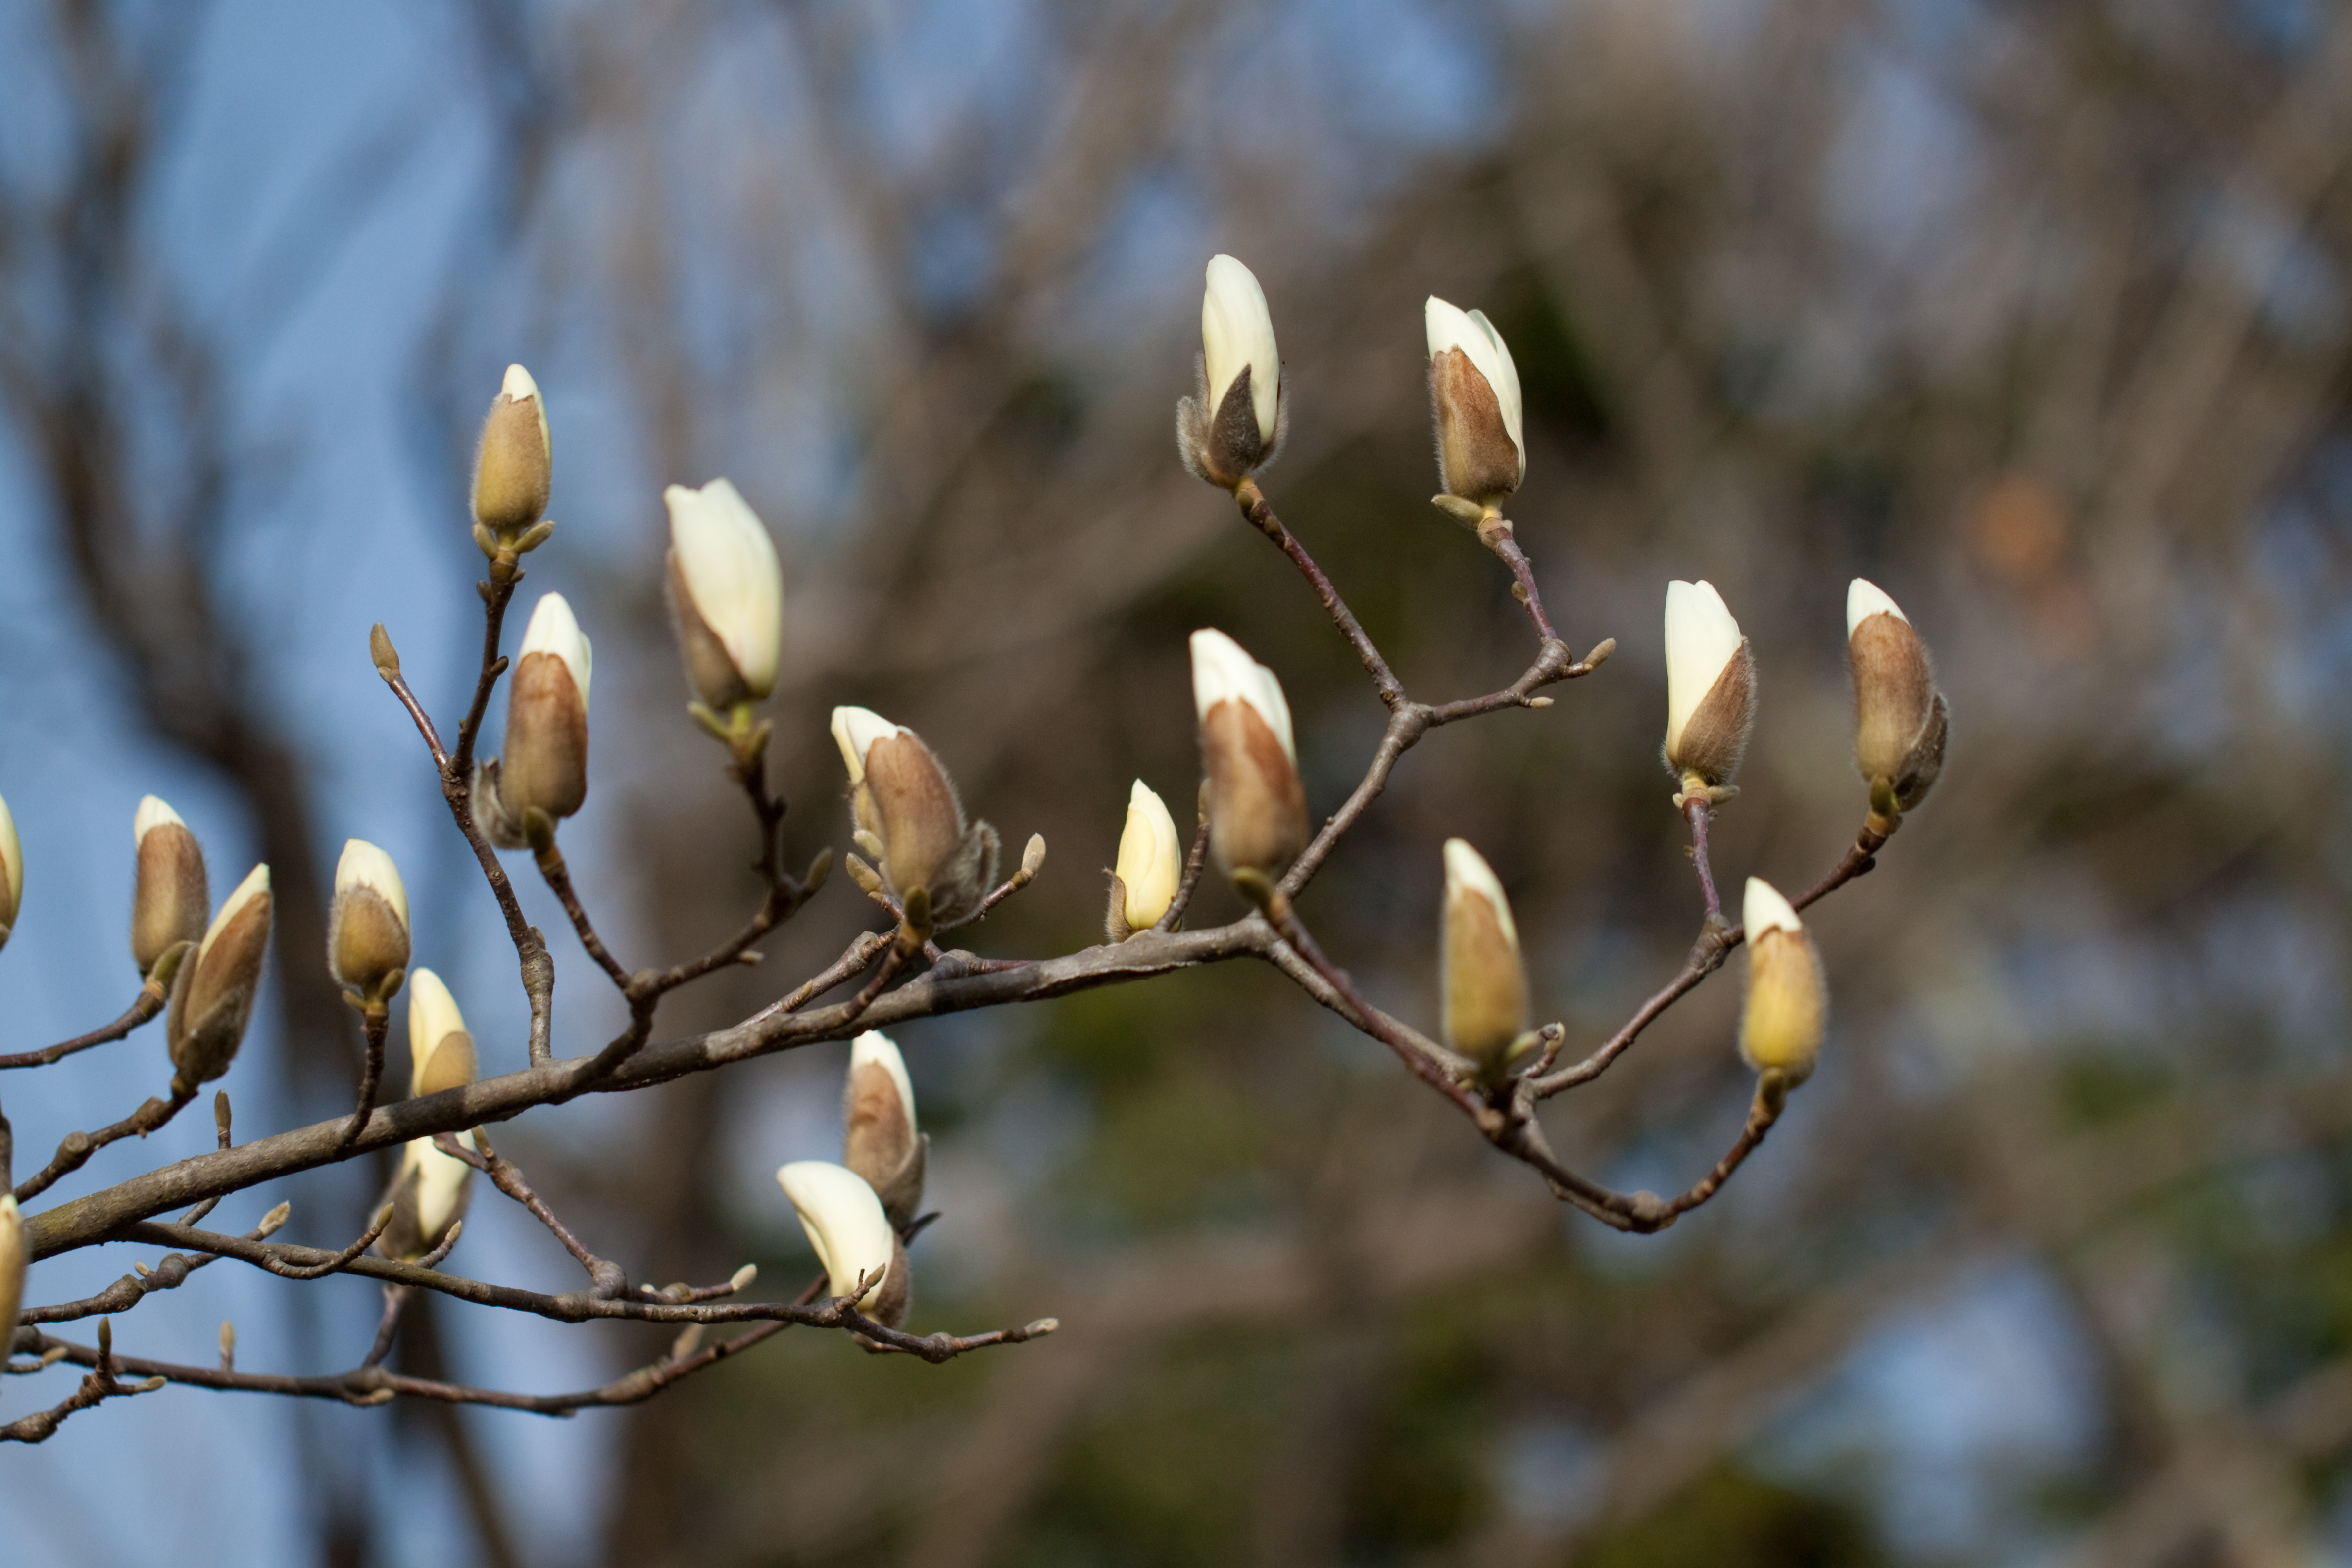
843;1031;926;1227
1177;254;1285;490
1191;630;1307;889
1107;780;1182;940
0;1195;22;1356
778;1160;909;1328
167;864;272;1093
328;839;410;1004
1740;878;1825;1085
1425;297;1525;513
664;478;784;709
1662;580;1755;792
828;706;998;931
381;968;477;1260
1441;839;1530;1071
131;796;208;977
487;593;593;844
472;363;552;538
1847;579;1948;814
0;788;19;954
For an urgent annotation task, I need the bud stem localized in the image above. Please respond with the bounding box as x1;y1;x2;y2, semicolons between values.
1232;479;1404;708
1682;796;1725;924
335;1006;392;1153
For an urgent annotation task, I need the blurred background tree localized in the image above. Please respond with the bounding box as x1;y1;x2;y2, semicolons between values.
6;1;2352;1565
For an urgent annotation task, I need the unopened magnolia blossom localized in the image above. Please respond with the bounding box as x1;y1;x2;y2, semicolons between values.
382;968;478;1261
1425;296;1525;512
130;795;207;978
1109;780;1182;938
485;592;593;844
778;1160;908;1328
166;863;272;1094
842;1031;925;1226
0;788;19;952
328;838;410;1003
1845;578;1947;814
1740;878;1825;1084
664;478;783;710
1190;629;1306;889
1441;838;1529;1071
1178;253;1284;489
472;363;552;543
0;1195;21;1353
1662;579;1754;791
829;705;999;931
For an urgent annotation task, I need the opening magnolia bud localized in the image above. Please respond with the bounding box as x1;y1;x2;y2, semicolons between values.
1663;580;1755;790
1739;878;1825;1084
843;1031;926;1227
1110;780;1182;938
1190;630;1307;884
1846;579;1947;813
1178;254;1284;489
1441;839;1529;1067
472;363;552;536
328;839;410;1002
131;796;209;977
167;864;272;1093
497;593;593;833
1425;297;1525;510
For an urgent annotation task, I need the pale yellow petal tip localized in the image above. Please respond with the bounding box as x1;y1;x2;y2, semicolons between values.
519;592;592;706
501;363;539;402
406;967;468;1085
1743;877;1802;937
134;794;186;845
1187;629;1297;761
335;839;409;931
1443;838;1518;949
1846;577;1909;637
830;706;906;782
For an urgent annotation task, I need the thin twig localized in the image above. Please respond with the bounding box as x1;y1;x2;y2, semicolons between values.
13;1085;196;1204
1153;806;1213;933
1233;478;1404;706
0;981;170;1071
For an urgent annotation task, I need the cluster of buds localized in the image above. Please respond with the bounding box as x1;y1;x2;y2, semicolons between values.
831;707;999;936
166;863;273;1096
470;364;555;573
1189;630;1306;904
380;969;479;1262
478;593;594;850
328;839;409;1010
1105;780;1182;940
776;1032;928;1332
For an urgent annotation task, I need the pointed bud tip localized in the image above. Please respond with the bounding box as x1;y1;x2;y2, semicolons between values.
1846;578;1908;637
501;363;539;402
1743;877;1802;937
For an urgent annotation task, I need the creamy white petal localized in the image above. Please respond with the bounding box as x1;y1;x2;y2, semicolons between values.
335;839;409;933
1743;876;1802;937
777;1160;895;1307
133;795;186;846
1115;781;1182;926
1188;629;1296;762
404;1131;476;1244
1202;254;1280;445
1663;580;1745;753
850;1031;916;1132
501;363;539;402
1442;838;1518;950
830;705;908;786
406;968;468;1097
198;864;269;965
1427;297;1526;478
1845;577;1909;637
666;478;784;699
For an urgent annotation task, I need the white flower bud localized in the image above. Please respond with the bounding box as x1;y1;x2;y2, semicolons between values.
1846;578;1948;814
1425;297;1525;509
384;968;478;1261
844;1031;925;1226
132;796;210;977
491;593;593;837
664;478;784;708
830;705;907;791
472;363;553;537
1441;838;1529;1068
1110;780;1182;937
829;708;999;931
1740;878;1825;1084
778;1160;908;1326
0;1195;21;1355
167;864;272;1092
1190;630;1306;886
0;788;20;950
329;839;410;1002
1662;580;1755;789
1177;254;1285;490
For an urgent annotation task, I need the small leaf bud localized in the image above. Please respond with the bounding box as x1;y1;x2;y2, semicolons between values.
1109;781;1181;939
471;363;552;541
166;864;272;1093
843;1031;926;1228
778;1160;909;1328
1190;630;1307;889
1846;578;1948;814
1425;297;1525;512
1441;839;1530;1072
328;839;410;1004
1739;878;1825;1086
664;478;784;710
1177;255;1285;490
130;795;209;977
1662;580;1755;793
492;593;592;837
